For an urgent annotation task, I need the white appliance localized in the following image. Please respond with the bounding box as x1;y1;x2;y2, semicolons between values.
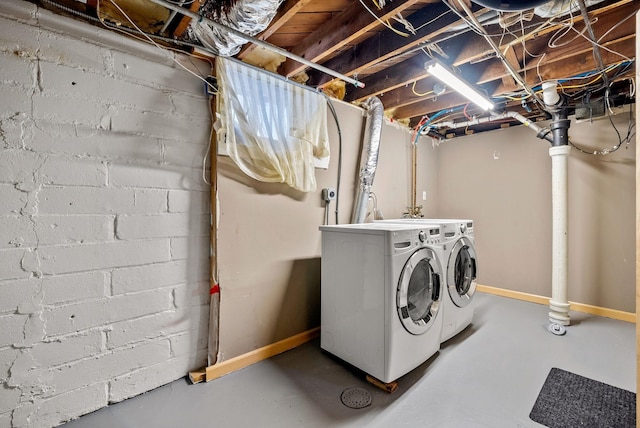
319;223;444;383
376;219;478;343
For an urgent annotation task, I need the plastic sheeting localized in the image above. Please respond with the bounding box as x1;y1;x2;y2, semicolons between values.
190;0;282;57
216;58;329;192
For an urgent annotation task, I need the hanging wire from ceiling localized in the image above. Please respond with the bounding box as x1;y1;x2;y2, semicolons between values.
358;0;410;37
324;97;343;224
568;100;635;156
449;0;544;108
576;0;608;87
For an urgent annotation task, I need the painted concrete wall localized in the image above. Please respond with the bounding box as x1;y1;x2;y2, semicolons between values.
0;2;211;426
435;112;636;313
216;101;439;360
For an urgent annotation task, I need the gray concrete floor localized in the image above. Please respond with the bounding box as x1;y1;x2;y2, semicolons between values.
63;293;636;427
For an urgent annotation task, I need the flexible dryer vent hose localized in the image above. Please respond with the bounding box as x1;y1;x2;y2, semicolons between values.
351;97;384;224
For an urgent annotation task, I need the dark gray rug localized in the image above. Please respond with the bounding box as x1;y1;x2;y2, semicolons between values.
529;368;635;428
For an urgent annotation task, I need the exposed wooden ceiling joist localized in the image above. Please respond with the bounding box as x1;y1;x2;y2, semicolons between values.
236;0;315;60
305;2;483;87
280;0;428;77
35;0;638;134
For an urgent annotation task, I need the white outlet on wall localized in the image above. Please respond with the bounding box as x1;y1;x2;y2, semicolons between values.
422;190;427;201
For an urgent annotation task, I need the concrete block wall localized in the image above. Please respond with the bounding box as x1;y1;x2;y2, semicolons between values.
0;1;211;426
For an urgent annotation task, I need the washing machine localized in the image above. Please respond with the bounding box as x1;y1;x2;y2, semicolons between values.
319;222;444;383
375;219;478;343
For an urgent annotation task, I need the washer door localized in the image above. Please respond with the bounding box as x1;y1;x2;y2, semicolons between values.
447;237;477;308
397;248;442;335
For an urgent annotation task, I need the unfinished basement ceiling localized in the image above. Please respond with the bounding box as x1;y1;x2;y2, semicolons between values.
36;0;637;137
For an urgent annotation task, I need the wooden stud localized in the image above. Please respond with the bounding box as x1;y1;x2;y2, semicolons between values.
173;0;202;38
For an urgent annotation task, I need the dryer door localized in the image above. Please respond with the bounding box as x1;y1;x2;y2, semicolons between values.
447;237;477;308
397;248;442;335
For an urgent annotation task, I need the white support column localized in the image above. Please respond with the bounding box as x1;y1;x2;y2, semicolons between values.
549;145;571;326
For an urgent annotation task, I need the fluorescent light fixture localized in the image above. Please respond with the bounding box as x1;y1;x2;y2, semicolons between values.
425;60;494;111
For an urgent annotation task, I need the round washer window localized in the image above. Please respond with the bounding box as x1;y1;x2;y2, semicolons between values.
407;259;435;322
397;248;442;335
447;237;477;308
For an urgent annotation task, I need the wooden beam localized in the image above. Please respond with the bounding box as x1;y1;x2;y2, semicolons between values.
344;1;635;108
385;29;633;123
495;36;635;92
345;55;427;102
390;92;471;120
236;0;314;60
173;0;201;38
452;0;637;70
373;77;441;110
394;34;633;123
306;3;478;87
501;45;519;87
280;0;424;77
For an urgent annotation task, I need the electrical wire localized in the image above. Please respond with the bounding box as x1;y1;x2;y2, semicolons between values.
324;200;330;225
202;97;214;185
463;103;471;120
547;5;581;48
100;0;218;93
411;80;433;97
413;107;464;143
413;9;451;32
495;60;635;102
325;97;343;225
358;0;410;37
390;12;417;35
569;100;635;156
596;9;637;44
97;0;219;186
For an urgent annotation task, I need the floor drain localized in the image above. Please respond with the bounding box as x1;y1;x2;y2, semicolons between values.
341;387;372;409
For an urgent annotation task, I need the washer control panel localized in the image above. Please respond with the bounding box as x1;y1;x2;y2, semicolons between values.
421;227;441;245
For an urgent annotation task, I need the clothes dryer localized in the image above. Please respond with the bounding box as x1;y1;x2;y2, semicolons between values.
320;223;444;383
375;219;478;342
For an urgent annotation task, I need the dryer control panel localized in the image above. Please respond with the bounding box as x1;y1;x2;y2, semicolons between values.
463;221;474;237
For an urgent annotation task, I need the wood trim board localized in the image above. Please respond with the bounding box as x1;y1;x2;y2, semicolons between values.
189;327;320;384
189;284;635;385
477;284;636;323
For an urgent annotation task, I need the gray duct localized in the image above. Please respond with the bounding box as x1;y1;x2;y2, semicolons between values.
351;97;384;224
189;0;282;57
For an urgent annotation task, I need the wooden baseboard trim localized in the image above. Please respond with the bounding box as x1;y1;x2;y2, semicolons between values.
189;327;320;384
477;284;636;323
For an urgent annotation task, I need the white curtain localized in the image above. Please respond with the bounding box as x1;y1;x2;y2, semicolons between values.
216;58;329;192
